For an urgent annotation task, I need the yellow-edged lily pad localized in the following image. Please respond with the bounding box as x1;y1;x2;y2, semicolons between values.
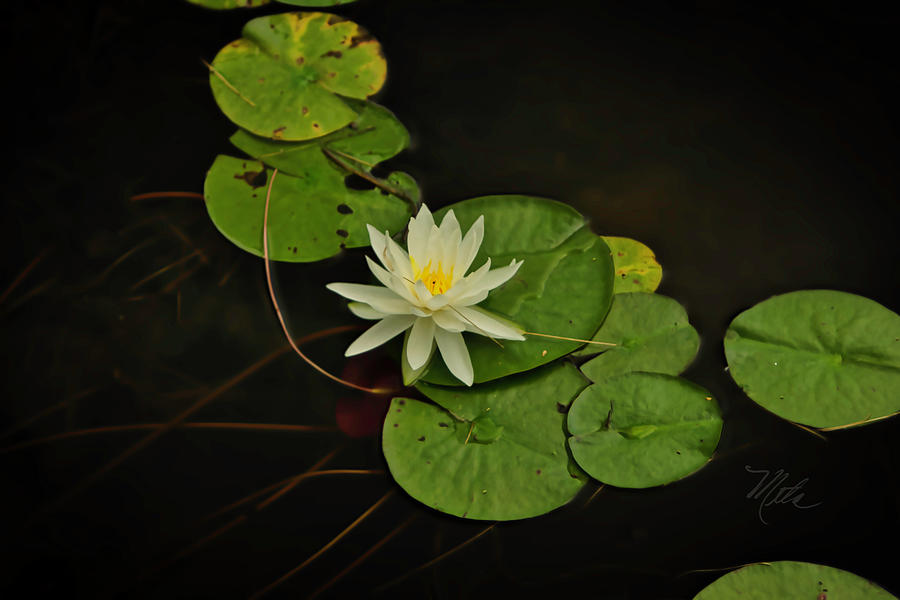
209;12;386;141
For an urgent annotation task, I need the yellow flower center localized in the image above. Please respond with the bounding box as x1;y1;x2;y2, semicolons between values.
413;259;453;295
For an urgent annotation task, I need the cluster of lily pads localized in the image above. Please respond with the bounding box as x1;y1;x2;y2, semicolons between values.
197;2;900;525
191;2;899;596
202;8;418;264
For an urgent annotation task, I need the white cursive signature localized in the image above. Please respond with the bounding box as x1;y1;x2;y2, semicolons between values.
745;465;823;524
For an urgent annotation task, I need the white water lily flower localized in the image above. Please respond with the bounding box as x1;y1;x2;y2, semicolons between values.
326;204;525;386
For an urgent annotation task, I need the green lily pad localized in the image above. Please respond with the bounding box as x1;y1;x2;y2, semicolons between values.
276;0;356;5
188;0;270;9
694;561;897;600
602;236;662;293
724;290;900;429
203;154;414;262
567;372;721;488
419;196;614;385
229;99;409;177
573;293;699;382
210;12;386;141
382;362;589;520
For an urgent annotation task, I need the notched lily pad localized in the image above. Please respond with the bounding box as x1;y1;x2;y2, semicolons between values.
574;293;699;382
230;99;409;177
420;196;615;385
382;362;589;521
694;561;897;600
203;154;413;262
602;236;662;293
567;372;722;488
210;12;386;141
724;289;900;429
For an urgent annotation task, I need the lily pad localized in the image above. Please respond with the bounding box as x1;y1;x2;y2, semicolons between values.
229;99;409;177
567;372;721;488
210;12;386;141
382;362;589;520
419;196;614;385
693;561;897;600
188;0;270;8
602;236;662;293
573;293;699;382
276;0;356;5
203;154;414;262
724;290;900;429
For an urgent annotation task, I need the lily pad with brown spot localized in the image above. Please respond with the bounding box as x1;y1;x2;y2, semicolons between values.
276;0;357;5
229;99;409;177
188;0;270;8
210;12;387;141
693;561;896;599
203;154;414;262
602;236;662;293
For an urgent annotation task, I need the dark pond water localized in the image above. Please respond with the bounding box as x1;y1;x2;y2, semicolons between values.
4;1;899;597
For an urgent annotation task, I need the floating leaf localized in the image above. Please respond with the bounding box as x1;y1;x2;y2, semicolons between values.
574;293;699;382
210;12;386;141
724;290;900;429
188;0;270;8
694;561;897;599
203;155;413;262
419;196;614;385
382;362;588;520
230;99;409;177
567;372;721;488
602;236;662;293
276;0;356;5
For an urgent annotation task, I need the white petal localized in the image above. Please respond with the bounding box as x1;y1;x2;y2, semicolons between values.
431;307;467;332
438;208;461;239
413;279;433;304
454;215;483;281
326;283;421;316
454;305;525;340
438;209;462;267
425;223;444;267
407;204;434;265
345;315;416;356
402;332;435;386
452;258;491;293
386;235;414;282
406;317;436;369
442;258;491;304
424;293;450;311
366;224;393;271
434;329;473;386
452;288;490;307
366;257;419;305
473;259;523;294
347;302;384;320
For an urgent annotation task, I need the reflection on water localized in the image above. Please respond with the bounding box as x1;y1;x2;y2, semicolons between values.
4;1;899;597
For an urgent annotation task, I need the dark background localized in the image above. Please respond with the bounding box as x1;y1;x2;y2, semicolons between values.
3;0;898;598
